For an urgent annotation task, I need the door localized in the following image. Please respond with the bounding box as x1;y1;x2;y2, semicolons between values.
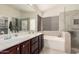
38;34;44;53
20;40;30;54
0;45;20;54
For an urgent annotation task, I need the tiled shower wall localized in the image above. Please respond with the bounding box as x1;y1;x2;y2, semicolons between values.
42;16;59;31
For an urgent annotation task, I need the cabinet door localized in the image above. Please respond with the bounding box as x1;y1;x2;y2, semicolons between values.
38;35;42;51
0;45;20;54
31;37;38;45
30;36;39;54
41;34;44;49
20;40;30;54
31;42;38;54
38;34;44;53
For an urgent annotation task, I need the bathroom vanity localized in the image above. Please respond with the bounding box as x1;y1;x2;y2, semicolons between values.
0;33;44;54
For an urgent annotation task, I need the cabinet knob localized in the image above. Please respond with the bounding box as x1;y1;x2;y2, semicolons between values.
17;47;19;50
23;45;25;47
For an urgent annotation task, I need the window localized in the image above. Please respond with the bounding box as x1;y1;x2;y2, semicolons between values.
22;20;28;31
74;19;79;25
30;18;36;31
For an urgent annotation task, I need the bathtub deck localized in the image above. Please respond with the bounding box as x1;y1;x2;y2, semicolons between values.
44;35;65;52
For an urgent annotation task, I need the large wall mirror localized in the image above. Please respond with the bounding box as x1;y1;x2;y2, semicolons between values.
0;17;8;35
9;17;22;33
0;16;37;35
21;18;30;31
29;18;36;31
9;17;37;33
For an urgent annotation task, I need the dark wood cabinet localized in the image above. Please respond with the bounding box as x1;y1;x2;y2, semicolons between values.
0;34;44;54
30;37;39;54
38;34;44;53
31;41;38;54
30;34;44;54
31;37;38;45
20;40;30;54
41;34;44;50
0;45;20;54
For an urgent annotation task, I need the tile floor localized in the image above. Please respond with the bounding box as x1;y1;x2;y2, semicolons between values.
40;47;66;54
71;48;79;54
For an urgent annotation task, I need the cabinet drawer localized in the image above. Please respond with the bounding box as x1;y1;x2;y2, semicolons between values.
32;49;39;54
31;42;38;53
0;45;20;54
38;34;44;53
39;34;43;39
21;40;30;46
20;40;30;54
31;37;38;44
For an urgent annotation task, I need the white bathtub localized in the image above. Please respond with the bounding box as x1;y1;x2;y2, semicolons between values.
44;35;65;52
42;31;71;53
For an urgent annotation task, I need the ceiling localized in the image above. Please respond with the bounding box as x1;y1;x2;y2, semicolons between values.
10;4;58;12
10;4;36;12
35;4;57;11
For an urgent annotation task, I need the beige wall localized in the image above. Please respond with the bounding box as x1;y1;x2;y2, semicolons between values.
0;5;21;17
0;5;39;32
21;11;37;18
59;10;79;31
0;5;37;18
42;4;79;17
